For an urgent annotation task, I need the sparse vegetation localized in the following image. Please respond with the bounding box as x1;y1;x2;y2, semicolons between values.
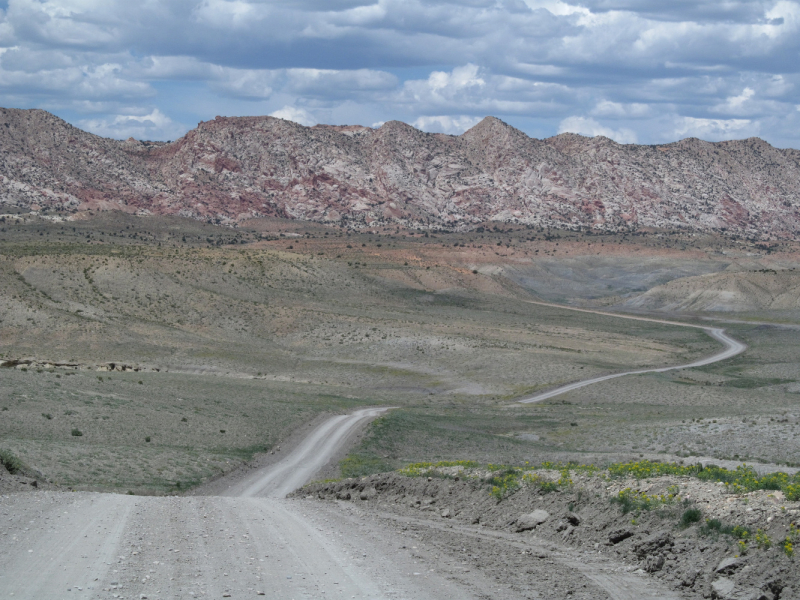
339;452;392;479
680;507;702;528
0;449;23;474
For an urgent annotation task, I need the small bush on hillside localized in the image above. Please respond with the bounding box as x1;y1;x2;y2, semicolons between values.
0;449;23;474
71;428;83;437
680;507;703;528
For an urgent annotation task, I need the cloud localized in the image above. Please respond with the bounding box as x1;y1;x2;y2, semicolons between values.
283;68;397;98
401;64;486;107
412;115;482;134
0;0;798;146
269;105;318;126
590;100;652;118
671;116;759;141
79;109;187;140
558;116;638;143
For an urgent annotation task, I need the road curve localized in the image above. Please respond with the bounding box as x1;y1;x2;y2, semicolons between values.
223;406;391;498
519;313;746;404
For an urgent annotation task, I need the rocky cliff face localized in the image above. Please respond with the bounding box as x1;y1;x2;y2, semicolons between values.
1;107;799;239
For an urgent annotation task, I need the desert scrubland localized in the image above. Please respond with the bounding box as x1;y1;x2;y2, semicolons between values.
2;210;800;599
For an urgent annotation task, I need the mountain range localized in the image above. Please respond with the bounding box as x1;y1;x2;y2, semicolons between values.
1;107;799;239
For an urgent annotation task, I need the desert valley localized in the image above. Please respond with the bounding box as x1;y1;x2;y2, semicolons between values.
1;110;800;599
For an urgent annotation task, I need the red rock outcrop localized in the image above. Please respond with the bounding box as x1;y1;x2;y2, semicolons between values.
1;108;799;238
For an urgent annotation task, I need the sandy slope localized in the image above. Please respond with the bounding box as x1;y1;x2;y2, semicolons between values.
0;409;685;600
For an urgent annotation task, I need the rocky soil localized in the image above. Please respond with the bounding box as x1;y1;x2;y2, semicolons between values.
1;107;800;238
304;469;800;600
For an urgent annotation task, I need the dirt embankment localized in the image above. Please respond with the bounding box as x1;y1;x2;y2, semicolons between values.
303;470;800;600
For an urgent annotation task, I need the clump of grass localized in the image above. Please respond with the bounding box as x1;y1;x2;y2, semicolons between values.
680;507;703;528
398;460;480;477
521;472;560;494
755;529;772;550
0;449;23;474
786;483;800;501
488;468;522;500
42;413;53;420
610;488;677;514
340;452;392;479
71;428;83;437
699;518;750;540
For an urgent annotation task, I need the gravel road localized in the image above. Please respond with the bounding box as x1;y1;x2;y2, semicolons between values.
518;300;746;403
0;408;494;600
1;407;686;600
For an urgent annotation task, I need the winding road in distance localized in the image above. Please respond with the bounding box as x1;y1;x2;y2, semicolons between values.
518;300;747;404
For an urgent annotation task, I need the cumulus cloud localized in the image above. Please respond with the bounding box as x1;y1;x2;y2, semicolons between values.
79;109;187;141
671;116;760;141
590;100;652;119
269;105;318;126
0;0;798;145
412;115;482;134
558;116;638;144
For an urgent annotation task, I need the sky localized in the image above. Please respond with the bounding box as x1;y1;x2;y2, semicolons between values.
1;0;799;147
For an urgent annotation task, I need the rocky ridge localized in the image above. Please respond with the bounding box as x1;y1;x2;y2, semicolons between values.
1;107;800;239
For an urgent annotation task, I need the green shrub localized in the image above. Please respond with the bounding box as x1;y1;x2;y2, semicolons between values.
145;436;151;442
340;452;391;479
784;537;794;558
680;507;702;528
0;449;23;474
700;518;750;540
786;483;800;501
610;488;676;514
71;428;83;437
755;529;772;550
488;469;522;500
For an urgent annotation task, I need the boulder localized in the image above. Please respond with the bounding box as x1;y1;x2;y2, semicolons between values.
563;512;581;526
715;557;746;575
516;510;550;532
711;577;735;599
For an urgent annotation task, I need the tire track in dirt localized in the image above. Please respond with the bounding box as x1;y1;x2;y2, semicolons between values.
0;493;134;599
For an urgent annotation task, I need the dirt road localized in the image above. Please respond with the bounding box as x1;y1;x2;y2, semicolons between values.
0;408;686;600
519;300;746;403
